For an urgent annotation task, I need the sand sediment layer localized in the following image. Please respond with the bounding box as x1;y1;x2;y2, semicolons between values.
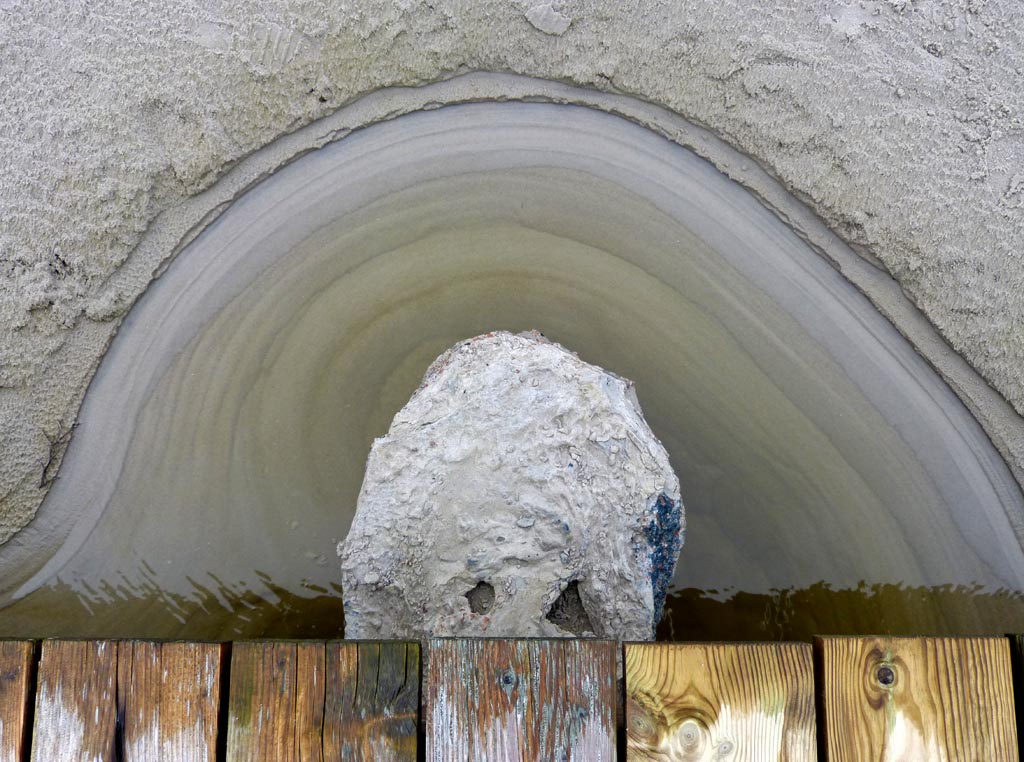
2;103;1021;638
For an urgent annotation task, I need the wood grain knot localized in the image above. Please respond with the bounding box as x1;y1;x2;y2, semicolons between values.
677;717;707;753
875;664;895;687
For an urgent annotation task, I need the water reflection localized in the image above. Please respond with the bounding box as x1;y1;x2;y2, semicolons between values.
659;584;1024;641
2;577;1022;641
0;572;346;640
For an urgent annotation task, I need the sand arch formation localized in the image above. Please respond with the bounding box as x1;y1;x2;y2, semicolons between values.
2;73;1024;636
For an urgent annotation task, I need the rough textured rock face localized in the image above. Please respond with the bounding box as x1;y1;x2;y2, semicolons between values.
339;331;683;640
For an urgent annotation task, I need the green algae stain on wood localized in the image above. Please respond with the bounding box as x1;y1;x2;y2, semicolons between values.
425;639;616;761
227;640;418;761
226;641;309;761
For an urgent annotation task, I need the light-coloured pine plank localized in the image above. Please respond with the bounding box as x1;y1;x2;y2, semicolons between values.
0;641;35;762
426;638;617;761
817;636;1017;760
228;640;419;761
30;640;118;762
322;641;419;760
625;642;816;761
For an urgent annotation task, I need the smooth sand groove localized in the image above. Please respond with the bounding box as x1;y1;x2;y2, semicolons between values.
2;102;1022;637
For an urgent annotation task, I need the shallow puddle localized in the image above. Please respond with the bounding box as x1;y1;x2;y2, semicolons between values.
3;577;1024;642
2;103;1023;640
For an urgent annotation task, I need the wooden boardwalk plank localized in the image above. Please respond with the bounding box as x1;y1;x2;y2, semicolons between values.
30;640;223;762
0;641;35;762
295;642;326;762
118;641;223;761
227;640;419;762
227;641;306;761
816;636;1017;760
323;642;419;760
30;640;117;762
625;642;816;761
426;638;617;761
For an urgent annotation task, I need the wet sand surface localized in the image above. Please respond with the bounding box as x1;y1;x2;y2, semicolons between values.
3;104;1022;639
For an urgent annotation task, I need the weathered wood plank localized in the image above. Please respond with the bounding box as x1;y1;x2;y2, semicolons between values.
30;639;118;762
625;642;816;760
228;640;419;761
0;641;34;762
295;642;326;762
118;641;223;761
227;641;305;761
816;636;1017;760
426;638;617;761
30;639;223;762
323;641;419;760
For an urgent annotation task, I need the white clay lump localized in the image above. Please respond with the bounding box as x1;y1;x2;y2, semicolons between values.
339;330;683;639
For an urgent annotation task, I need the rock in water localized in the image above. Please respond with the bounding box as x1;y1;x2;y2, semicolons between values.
339;331;683;639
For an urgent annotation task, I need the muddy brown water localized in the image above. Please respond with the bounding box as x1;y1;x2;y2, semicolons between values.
3;103;1024;641
3;579;1024;642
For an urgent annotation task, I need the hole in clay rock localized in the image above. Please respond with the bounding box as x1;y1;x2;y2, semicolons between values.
465;581;495;614
545;581;594;635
